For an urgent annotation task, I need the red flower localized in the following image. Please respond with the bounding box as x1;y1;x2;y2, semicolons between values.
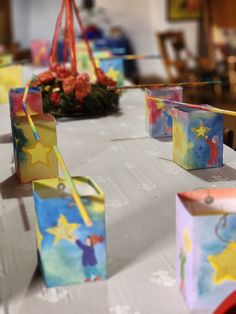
75;73;91;102
62;72;91;102
50;92;61;106
54;64;71;79
62;75;76;94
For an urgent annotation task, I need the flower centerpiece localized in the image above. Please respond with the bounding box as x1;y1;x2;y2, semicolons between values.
31;0;120;117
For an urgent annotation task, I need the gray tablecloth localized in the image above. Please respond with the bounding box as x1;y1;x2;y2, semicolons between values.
1;89;236;314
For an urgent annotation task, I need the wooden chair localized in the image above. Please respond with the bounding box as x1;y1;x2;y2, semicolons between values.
157;30;215;83
201;0;236;92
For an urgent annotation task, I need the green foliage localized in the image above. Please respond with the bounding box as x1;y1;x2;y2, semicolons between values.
40;79;120;117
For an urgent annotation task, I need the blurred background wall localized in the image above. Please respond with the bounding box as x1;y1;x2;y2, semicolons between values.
10;0;198;79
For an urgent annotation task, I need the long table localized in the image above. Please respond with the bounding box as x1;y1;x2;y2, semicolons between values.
1;89;236;314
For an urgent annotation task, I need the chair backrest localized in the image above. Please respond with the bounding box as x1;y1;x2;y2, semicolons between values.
157;31;189;82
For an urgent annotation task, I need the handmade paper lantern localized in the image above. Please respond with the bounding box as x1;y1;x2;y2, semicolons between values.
12;114;58;184
33;176;106;287
98;58;124;87
9;87;43;118
76;40;96;81
0;65;23;104
30;0;119;117
172;106;223;170
31;40;50;66
0;53;12;66
145;86;183;138
176;188;236;311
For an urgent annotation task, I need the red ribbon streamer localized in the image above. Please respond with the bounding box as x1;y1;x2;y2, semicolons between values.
65;0;77;76
63;20;69;66
72;0;99;80
49;0;65;70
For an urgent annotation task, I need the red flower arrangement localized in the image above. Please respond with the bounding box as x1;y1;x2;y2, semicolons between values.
30;0;120;117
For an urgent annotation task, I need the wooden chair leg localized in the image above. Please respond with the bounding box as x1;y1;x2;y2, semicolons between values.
223;128;234;148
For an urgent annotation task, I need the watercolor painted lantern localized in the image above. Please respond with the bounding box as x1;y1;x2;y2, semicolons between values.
97;57;124;87
172;105;223;170
31;40;50;66
0;53;12;66
9;87;43;118
76;41;96;81
12;114;58;184
176;188;236;312
33;176;106;287
9;87;44;166
0;65;23;104
145;86;183;138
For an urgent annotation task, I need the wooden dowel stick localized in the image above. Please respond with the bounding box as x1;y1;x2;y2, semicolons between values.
150;98;236;117
107;81;221;91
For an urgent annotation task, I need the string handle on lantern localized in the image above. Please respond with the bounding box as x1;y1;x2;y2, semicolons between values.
53;145;93;227
215;213;230;244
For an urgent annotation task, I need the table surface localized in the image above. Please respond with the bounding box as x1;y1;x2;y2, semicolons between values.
1;87;236;314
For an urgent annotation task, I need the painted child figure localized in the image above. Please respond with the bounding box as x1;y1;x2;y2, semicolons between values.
205;135;219;167
75;235;104;282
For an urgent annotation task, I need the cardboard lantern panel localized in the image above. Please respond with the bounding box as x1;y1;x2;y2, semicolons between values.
145;87;183;138
0;53;13;66
31;40;50;66
33;176;106;288
76;41;98;81
76;43;124;86
12;114;58;184
176;188;236;311
172;107;223;170
9;87;43;118
0;65;23;104
98;58;124;87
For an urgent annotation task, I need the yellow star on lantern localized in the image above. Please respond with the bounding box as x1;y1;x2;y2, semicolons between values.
35;222;43;251
107;67;119;81
208;241;236;285
47;215;79;245
192;122;210;138
23;142;51;166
